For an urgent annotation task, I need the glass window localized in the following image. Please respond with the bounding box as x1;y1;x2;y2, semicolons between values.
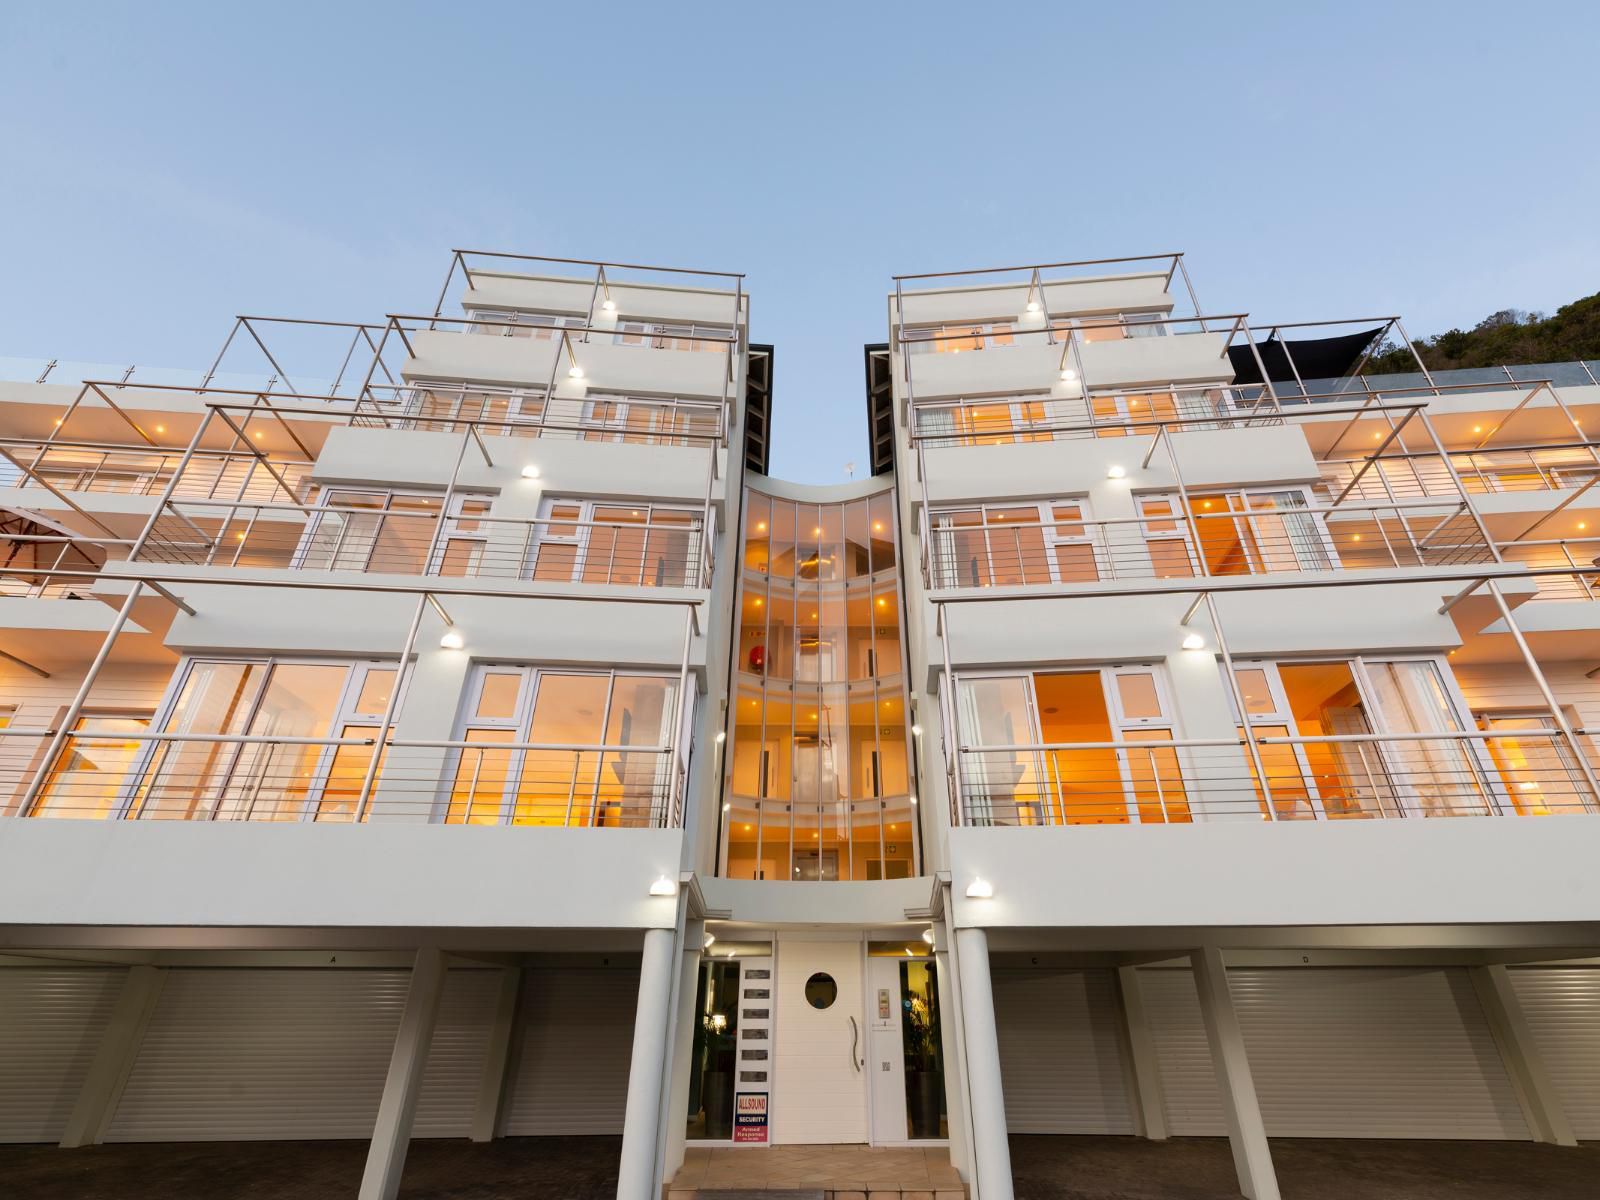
1115;671;1162;721
476;672;522;720
35;715;152;819
450;668;678;828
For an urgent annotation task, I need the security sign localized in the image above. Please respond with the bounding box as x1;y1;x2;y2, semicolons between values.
732;1091;769;1143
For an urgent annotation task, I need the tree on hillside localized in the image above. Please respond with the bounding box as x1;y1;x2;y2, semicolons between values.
1362;291;1600;375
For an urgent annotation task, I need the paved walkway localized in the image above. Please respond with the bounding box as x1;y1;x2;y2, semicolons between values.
669;1144;965;1198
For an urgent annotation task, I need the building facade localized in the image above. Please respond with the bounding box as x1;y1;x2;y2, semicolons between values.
1;251;1599;1200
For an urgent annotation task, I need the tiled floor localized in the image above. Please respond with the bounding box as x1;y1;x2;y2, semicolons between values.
668;1143;966;1198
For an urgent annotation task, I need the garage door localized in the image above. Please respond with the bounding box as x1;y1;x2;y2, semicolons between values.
1509;966;1600;1138
107;967;497;1142
0;967;127;1143
501;965;639;1135
1142;966;1527;1139
992;967;1134;1134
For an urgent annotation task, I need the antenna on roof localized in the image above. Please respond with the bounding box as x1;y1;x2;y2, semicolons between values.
844;460;856;479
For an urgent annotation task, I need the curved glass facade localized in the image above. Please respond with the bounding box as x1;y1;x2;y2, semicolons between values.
721;483;917;880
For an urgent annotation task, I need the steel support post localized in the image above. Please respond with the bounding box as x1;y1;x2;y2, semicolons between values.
360;946;446;1200
19;581;145;814
1191;947;1280;1200
1487;580;1600;806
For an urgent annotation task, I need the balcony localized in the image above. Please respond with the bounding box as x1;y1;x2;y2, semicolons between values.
358;382;725;447
1318;442;1600;503
3;730;682;827
921;498;1495;592
8;440;313;504
131;498;713;589
911;384;1270;446
953;728;1600;826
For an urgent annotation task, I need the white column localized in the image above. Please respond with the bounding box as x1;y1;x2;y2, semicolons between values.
1469;965;1576;1146
933;932;970;1183
1190;947;1279;1200
617;927;677;1200
955;927;1014;1200
1115;965;1168;1141
469;966;523;1143
60;964;165;1147
360;947;446;1200
659;920;704;1185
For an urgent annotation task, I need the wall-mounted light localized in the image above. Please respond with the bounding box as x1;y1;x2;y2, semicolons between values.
1106;464;1127;479
921;929;935;945
439;627;465;650
911;724;923;737
520;464;542;479
715;730;726;744
909;794;918;806
1060;367;1078;382
1025;300;1041;314
1182;632;1206;651
567;365;585;380
601;299;617;312
704;932;717;949
966;877;994;899
649;875;678;897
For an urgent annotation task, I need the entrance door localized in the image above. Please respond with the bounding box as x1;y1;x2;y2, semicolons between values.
774;938;867;1143
868;951;949;1144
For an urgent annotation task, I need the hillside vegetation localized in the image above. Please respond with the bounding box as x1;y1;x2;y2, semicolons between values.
1363;291;1600;375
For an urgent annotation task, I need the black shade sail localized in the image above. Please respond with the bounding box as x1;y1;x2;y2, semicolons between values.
1227;327;1385;386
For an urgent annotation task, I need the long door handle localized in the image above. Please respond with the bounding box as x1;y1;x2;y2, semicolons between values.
849;1015;861;1072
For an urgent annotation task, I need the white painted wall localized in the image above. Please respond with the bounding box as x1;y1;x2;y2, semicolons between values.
0;821;686;933
946;817;1600;930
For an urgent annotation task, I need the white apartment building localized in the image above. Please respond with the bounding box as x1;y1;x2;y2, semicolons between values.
1;251;1598;1200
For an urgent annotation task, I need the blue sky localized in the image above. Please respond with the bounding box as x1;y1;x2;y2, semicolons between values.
3;1;1598;481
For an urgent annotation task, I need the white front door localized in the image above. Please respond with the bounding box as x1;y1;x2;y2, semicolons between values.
773;937;867;1143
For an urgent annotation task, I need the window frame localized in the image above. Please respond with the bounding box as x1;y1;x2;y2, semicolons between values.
530;495;704;587
119;655;399;822
446;664;680;826
953;662;1183;825
929;496;1099;589
1224;655;1505;819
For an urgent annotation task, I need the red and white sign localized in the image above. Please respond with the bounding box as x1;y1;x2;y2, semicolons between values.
732;1091;769;1143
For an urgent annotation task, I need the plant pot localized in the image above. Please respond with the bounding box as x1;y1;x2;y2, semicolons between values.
702;1070;733;1139
906;1068;945;1138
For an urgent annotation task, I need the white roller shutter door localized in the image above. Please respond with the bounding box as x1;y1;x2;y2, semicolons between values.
1143;965;1528;1139
107;968;494;1142
415;969;502;1138
502;965;638;1136
1140;966;1226;1135
991;967;1134;1134
1509;966;1600;1138
0;967;127;1143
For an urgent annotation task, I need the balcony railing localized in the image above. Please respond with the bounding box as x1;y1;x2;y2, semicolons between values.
911;386;1273;446
356;383;725;446
132;500;712;588
1319;444;1600;503
6;730;680;827
1498;539;1600;602
954;729;1599;825
8;441;315;504
922;501;1495;590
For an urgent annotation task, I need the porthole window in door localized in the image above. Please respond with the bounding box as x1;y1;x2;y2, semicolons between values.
805;972;838;1009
